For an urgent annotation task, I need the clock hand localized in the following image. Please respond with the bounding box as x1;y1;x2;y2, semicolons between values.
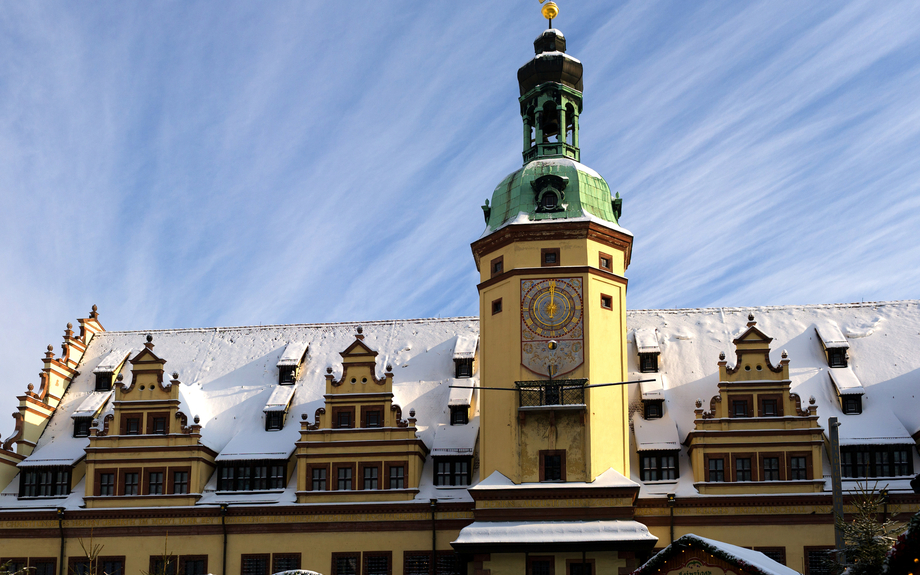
547;281;558;318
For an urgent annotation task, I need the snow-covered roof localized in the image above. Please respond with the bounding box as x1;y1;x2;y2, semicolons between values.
431;418;479;456
277;341;308;367
636;534;800;575
18;435;87;468
838;402;913;446
815;321;849;349
473;468;638;491
452;520;656;546
634;372;663;400
632;410;680;452
264;385;295;412
453;334;478;360
447;379;476;407
71;390;113;418
633;328;661;355
828;367;864;396
92;349;129;373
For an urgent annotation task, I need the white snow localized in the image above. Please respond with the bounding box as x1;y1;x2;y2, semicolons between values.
277;341;309;367
452;520;656;545
447;379;476;407
71;390;113;418
264;385;296;412
679;534;801;575
815;321;849;349
634;328;661;354
473;468;638;491
17;434;87;467
92;349;130;373
430;418;479;456
533;51;582;65
634;372;664;400
632;410;680;452
452;334;478;359
828;367;864;395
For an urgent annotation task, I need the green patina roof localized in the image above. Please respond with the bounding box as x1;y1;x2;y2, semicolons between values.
483;158;620;234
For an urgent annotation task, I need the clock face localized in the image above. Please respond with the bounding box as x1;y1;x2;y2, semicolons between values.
521;278;585;376
522;279;582;338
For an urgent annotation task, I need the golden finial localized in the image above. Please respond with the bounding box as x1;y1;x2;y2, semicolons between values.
540;0;559;24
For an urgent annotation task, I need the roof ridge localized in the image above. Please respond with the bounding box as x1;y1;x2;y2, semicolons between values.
626;299;919;316
102;316;480;335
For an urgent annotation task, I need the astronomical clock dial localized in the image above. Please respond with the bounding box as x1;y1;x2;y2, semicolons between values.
520;278;585;375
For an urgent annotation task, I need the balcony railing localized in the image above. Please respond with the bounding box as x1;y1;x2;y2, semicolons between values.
516;379;587;408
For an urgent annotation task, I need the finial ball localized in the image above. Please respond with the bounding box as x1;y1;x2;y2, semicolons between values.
146;334;153;343
541;1;559;20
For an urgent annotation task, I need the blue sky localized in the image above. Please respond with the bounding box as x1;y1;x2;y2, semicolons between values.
1;1;919;422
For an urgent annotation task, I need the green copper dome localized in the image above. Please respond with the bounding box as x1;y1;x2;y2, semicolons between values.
481;157;621;234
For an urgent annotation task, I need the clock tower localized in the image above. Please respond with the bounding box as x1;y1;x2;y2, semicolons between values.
471;23;633;485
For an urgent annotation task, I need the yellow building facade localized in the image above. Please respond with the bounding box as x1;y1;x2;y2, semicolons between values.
1;12;919;575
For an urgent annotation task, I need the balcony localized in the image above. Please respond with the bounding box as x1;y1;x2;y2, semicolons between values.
516;379;587;409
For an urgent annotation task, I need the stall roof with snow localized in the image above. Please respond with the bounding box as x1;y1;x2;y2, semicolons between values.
632;534;801;575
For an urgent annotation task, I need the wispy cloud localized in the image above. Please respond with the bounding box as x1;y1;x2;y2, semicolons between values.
0;1;918;423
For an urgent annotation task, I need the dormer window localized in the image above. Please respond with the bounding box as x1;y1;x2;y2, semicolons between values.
266;411;284;431
644;400;663;420
279;366;296;385
73;417;92;438
450;405;469;426
541;192;558;210
639;353;659;373
843;396;862;415
828;348;847;368
455;358;473;378
95;372;113;391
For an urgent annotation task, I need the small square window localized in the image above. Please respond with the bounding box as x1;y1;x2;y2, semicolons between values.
761;399;778;417
540;450;565;482
843;396;862;414
73;417;92;438
336;410;352;428
95;372;113;391
125;417;141;435
732;400;749;418
598;252;613;272
365;410;382;428
152;417;167;435
266;411;284;431
541;248;560;267
450;406;469;425
491;298;502;315
279;366;296;385
600;294;612;309
639;353;658;373
490;256;504;278
828;348;847;368
454;358;473;378
644;401;662;420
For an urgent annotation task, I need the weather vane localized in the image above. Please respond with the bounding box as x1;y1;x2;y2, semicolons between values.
539;0;559;28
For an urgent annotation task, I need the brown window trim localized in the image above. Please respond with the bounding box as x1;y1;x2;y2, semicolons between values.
528;556;555;575
384;461;408;490
332;552;361;575
97;557;126;575
271;554;300;573
146;411;170;435
120;413;143;435
69;558;93;575
565;558;594;575
240;554;270;575
787;451;813;481
360;405;385;428
358;462;382;490
118;467;142;496
179;555;208;575
803;546;835;575
757;393;784;417
728;394;754;418
752;547;786;566
757;452;785;482
149;555;177;575
363;551;392;575
307;463;331;491
490;256;504;278
331;406;356;429
598;252;613;272
600;293;613;310
332;463;357;491
730;452;756;483
94;468;117;497
143;466;167;495
167;465;192;495
491;298;502;315
703;453;728;482
0;559;26;572
539;449;566;482
541;248;560;267
29;559;58;575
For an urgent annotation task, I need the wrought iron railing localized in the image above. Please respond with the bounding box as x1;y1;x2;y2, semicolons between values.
516;379;587;408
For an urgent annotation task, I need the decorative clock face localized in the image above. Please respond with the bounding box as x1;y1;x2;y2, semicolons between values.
521;278;584;376
522;279;582;338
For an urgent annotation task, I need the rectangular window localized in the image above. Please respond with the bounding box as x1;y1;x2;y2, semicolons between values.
265;411;284;431
541;248;560;267
152;416;168;435
790;456;808;480
337;466;353;491
805;547;835;575
491;298;502;315
311;467;327;491
434;457;471;486
123;472;139;496
272;555;300;574
237;466;251;491
436;554;460;575
148;471;164;495
640;452;678;481
566;560;594;575
403;554;429;575
270;464;286;489
53;469;70;496
149;557;177;575
218;461;286;491
253;465;267;491
641;455;658;481
450;406;469;425
761;399;778;417
763;457;780;481
540;450;565;482
828;349;847;368
69;559;91;575
73;417;92;438
893;449;910;476
600;294;612;310
279;366;296;385
388;464;405;489
1;559;26;575
99;557;125;575
32;559;57;575
241;554;269;575
598;252;613;272
332;553;360;575
172;471;189;495
364;553;391;575
735;457;752;482
334;407;354;429
490;256;503;278
841;446;913;478
639;353;658;373
529;557;554;575
644;401;662;420
124;417;141;435
180;556;208;575
219;466;235;491
843;396;861;414
454;358;473;379
708;458;725;482
99;472;115;496
95;372;113;391
732;400;748;417
362;465;379;490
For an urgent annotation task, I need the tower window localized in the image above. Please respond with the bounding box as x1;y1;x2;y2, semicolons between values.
600;294;612;310
540;450;565;482
639;353;659;373
492;298;503;315
541;248;560;267
598;252;612;272
541;192;558;209
490;256;504;278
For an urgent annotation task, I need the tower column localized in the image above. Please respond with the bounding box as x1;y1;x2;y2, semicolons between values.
573;114;579;148
523;116;532;152
558;105;566;147
534;109;544;143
